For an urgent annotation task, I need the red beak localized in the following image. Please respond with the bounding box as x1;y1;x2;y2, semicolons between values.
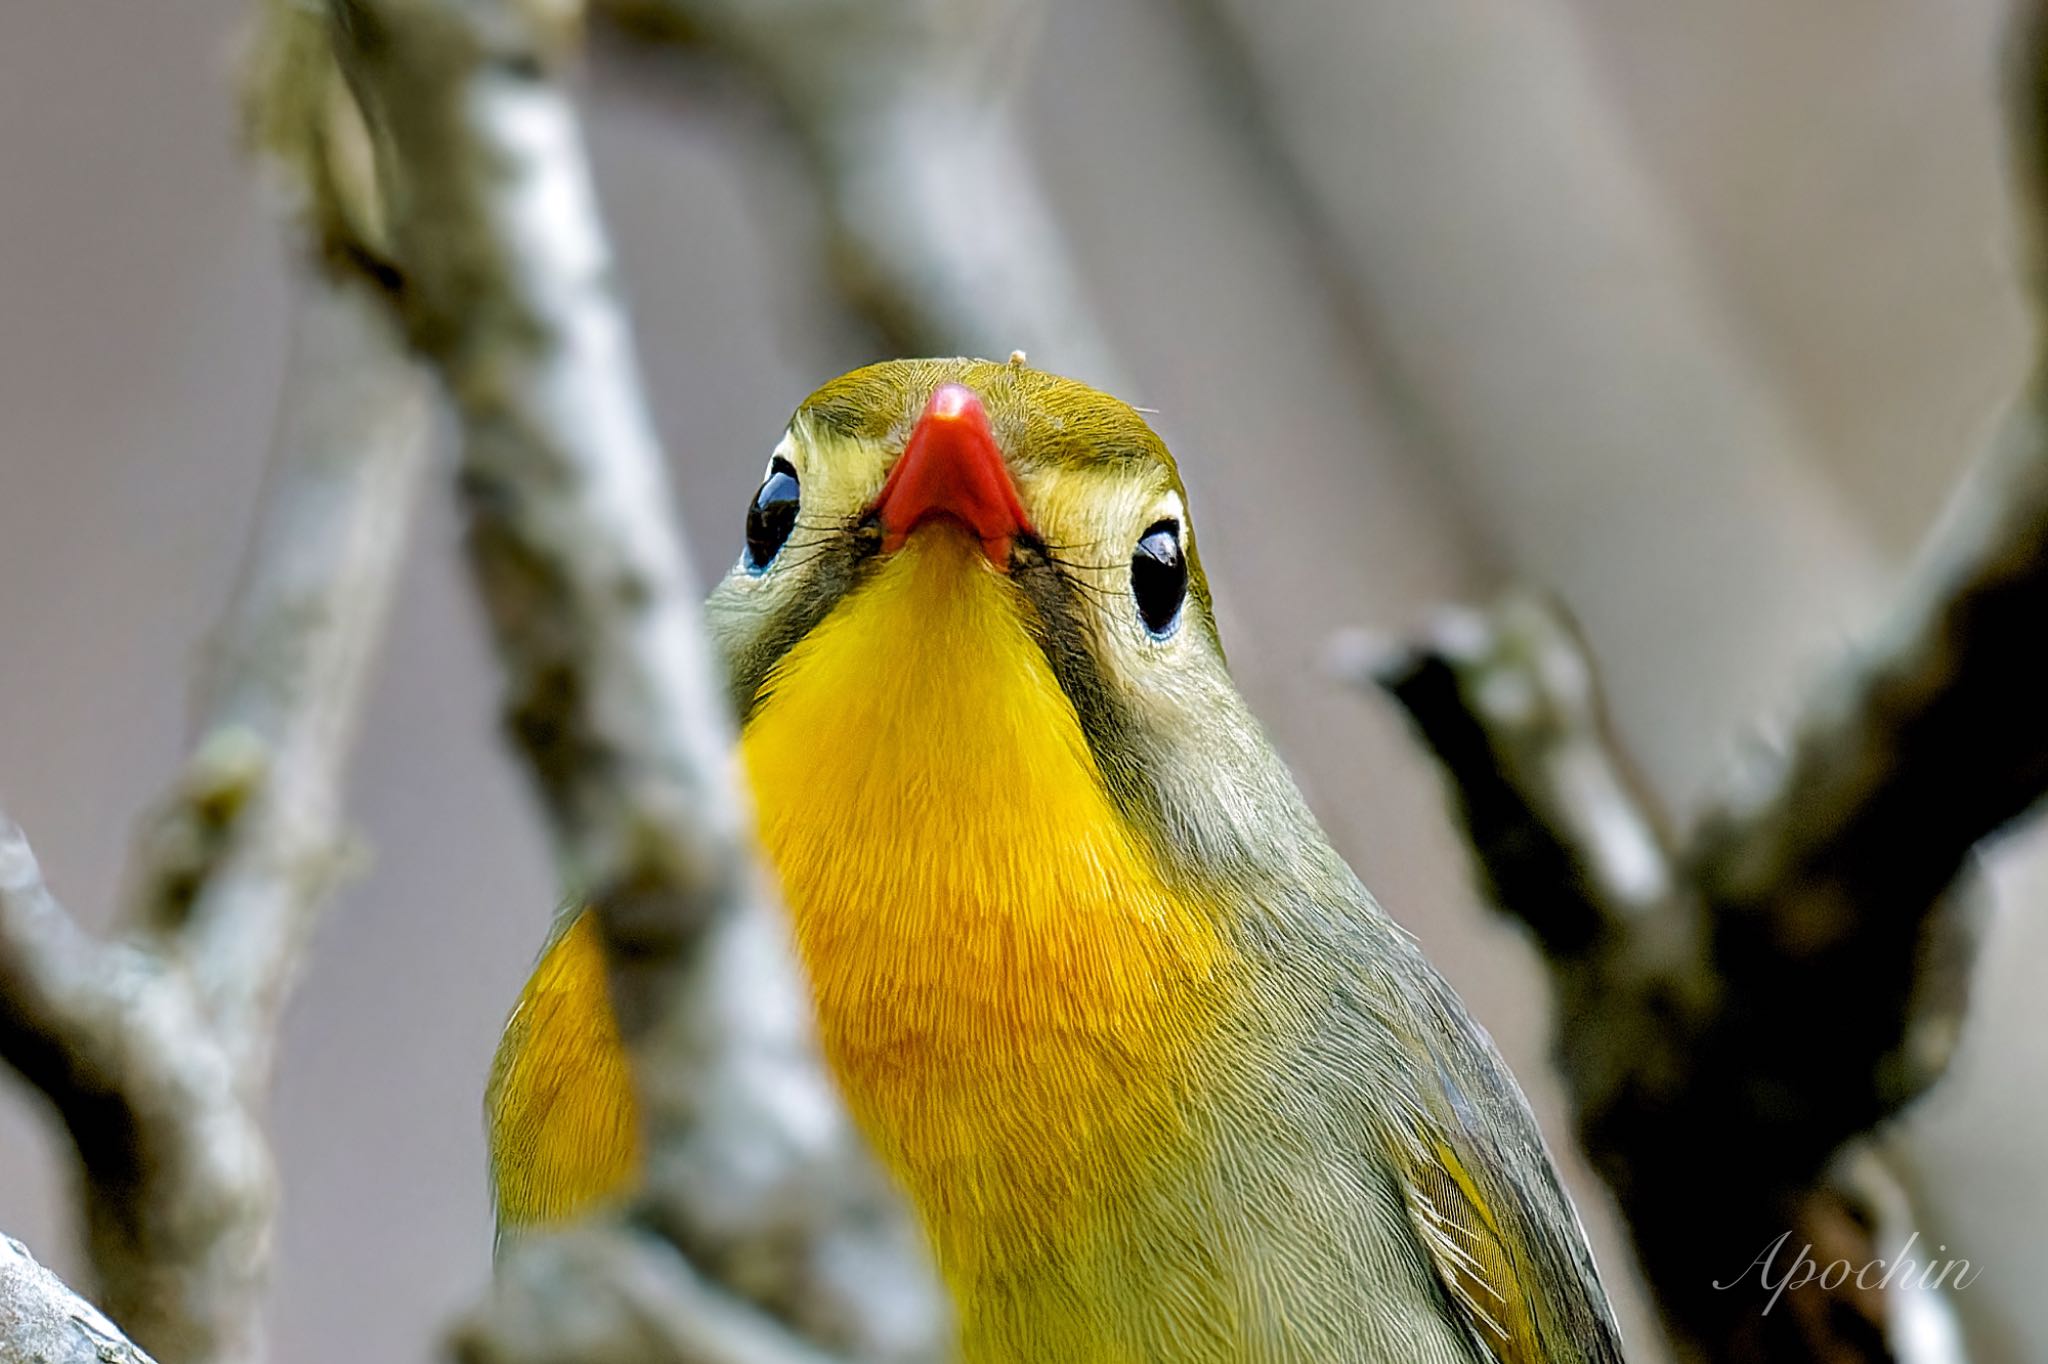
873;383;1032;565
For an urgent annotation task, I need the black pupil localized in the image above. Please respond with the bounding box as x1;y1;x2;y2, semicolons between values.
1132;521;1187;636
745;460;800;570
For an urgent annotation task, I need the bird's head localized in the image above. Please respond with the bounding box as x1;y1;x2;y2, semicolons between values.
709;357;1318;897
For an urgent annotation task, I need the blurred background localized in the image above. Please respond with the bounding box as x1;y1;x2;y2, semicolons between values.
2;0;2044;1360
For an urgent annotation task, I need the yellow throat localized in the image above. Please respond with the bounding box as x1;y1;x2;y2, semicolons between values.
741;528;1235;1283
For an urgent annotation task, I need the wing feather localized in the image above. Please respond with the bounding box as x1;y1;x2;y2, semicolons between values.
1383;974;1627;1364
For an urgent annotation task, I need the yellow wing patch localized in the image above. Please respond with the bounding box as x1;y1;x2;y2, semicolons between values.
486;909;641;1232
1397;1134;1549;1364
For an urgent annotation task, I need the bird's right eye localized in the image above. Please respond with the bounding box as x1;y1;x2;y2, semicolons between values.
744;458;801;572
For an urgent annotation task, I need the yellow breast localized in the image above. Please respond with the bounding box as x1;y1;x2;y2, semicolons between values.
741;530;1237;1289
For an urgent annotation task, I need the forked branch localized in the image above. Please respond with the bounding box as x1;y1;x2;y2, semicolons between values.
1361;12;2048;1360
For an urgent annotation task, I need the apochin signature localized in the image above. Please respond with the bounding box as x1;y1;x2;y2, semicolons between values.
1715;1231;1980;1315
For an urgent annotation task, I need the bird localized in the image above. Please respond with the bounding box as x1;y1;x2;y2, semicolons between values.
486;357;1626;1363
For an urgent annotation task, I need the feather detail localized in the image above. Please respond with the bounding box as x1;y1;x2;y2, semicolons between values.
485;909;640;1235
1378;982;1626;1364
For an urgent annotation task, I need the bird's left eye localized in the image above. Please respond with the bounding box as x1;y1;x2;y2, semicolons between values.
1132;520;1187;637
744;458;801;572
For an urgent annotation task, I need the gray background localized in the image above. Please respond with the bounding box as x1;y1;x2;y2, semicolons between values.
2;1;2042;1360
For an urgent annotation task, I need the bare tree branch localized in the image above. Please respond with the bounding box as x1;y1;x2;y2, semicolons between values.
0;816;139;1088
0;48;433;1350
312;0;943;1357
452;1225;849;1364
598;0;1123;384
0;274;427;1363
1353;16;2048;1358
0;813;270;1364
0;1235;159;1364
131;276;429;1076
